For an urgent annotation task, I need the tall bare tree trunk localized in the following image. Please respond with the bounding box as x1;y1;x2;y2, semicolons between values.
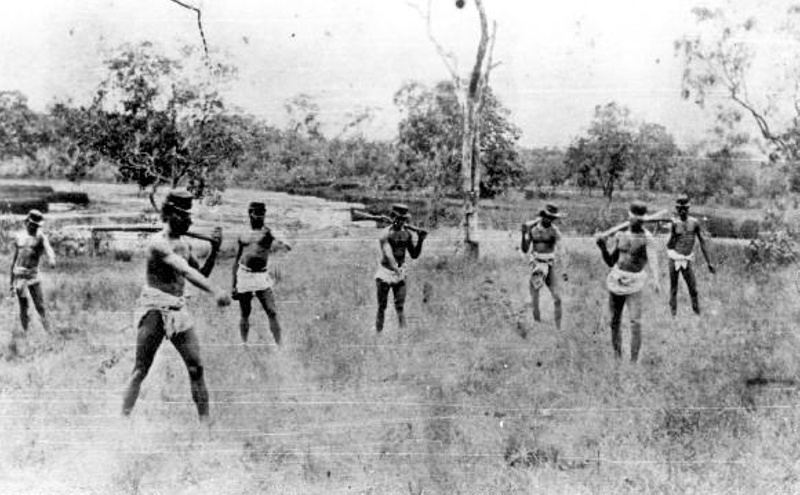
461;0;492;259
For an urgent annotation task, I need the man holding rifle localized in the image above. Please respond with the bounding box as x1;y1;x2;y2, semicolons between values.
8;209;56;357
666;194;715;317
122;190;230;422
232;201;290;345
595;201;661;363
520;203;567;330
374;204;427;333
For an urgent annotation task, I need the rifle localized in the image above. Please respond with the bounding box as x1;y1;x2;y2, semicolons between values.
86;224;222;244
350;208;428;235
595;209;671;240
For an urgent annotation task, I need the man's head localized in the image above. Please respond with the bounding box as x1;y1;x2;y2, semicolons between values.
628;201;648;230
25;209;44;234
538;203;562;227
390;203;410;229
248;201;266;228
675;194;690;219
161;189;193;234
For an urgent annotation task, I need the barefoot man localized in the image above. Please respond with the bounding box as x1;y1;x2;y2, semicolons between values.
520;203;567;330
8;209;56;355
232;201;290;344
666;194;715;316
375;204;426;333
595;201;661;363
122;190;229;421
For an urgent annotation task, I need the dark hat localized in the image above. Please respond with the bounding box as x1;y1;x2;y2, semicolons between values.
675;194;691;208
539;203;562;219
26;209;44;226
390;203;411;219
629;201;648;218
248;201;266;216
164;189;193;215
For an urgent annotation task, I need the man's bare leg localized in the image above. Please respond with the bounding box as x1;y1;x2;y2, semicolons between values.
529;277;541;322
392;281;407;329
628;292;644;363
238;293;253;343
547;271;562;330
375;279;390;333
255;289;282;345
171;328;209;421
122;311;164;416
29;283;50;333
16;287;31;333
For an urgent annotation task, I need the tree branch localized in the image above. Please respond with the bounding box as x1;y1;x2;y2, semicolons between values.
405;0;461;88
167;0;210;65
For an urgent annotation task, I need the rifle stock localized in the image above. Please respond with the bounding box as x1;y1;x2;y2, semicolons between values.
596;209;670;239
88;224;220;244
350;208;428;235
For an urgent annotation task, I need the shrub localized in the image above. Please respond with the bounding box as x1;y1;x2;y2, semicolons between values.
738;219;760;240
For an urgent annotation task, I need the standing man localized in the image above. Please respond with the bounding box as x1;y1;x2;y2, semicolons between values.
666;194;715;316
520;203;567;330
122;190;230;422
375;204;426;333
8;209;56;355
232;201;290;344
595;202;661;363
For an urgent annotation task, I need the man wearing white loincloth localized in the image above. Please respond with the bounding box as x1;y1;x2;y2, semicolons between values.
520;203;567;330
374;204;426;333
595;202;661;363
8;209;56;356
121;190;230;421
231;201;290;344
666;194;715;316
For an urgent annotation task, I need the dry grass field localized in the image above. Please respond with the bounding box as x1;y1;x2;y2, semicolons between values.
1;181;800;493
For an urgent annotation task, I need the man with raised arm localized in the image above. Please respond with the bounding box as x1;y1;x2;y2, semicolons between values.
595;201;661;363
232;201;290;344
122;190;229;421
8;209;56;356
520;203;567;330
666;194;715;316
375;204;426;333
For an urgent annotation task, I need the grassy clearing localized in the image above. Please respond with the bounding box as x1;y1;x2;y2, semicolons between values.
0;231;799;493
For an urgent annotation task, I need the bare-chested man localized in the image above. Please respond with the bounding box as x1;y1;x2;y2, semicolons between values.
595;201;661;363
375;204;426;333
8;209;56;355
122;190;230;421
232;201;290;344
520;203;567;330
666;194;715;316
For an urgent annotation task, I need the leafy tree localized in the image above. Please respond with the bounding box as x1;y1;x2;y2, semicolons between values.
564;102;636;201
677;4;800;170
394;80;522;198
631;122;679;191
0;91;44;160
520;147;568;194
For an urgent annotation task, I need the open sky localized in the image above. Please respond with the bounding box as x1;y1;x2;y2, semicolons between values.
0;0;783;148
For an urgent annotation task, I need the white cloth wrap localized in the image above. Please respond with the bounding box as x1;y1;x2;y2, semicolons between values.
375;265;406;284
606;266;649;296
236;265;275;293
12;266;40;291
528;252;555;289
667;249;694;271
136;286;193;339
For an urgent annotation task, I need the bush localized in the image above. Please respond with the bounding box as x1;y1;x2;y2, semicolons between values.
702;215;737;238
738;219;760;240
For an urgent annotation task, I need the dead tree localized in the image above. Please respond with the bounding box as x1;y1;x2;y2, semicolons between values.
408;0;498;258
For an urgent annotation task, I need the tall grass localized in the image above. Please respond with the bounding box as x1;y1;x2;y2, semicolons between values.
0;233;798;493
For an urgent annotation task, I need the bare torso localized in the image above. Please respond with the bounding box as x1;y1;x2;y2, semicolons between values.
668;217;699;255
380;228;413;269
614;230;651;273
527;224;559;255
145;233;193;297
14;232;45;272
238;228;274;272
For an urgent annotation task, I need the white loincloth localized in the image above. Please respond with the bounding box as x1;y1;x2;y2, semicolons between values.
667;249;694;272
375;264;406;284
236;265;275;293
12;266;41;293
606;266;649;296
136;286;193;339
528;252;555;290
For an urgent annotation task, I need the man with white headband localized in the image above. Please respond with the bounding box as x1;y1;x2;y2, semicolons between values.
595;201;661;363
